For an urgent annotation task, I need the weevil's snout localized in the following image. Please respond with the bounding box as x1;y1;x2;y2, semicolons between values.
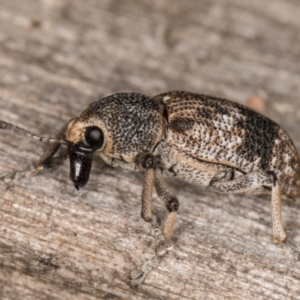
68;126;105;190
69;142;93;190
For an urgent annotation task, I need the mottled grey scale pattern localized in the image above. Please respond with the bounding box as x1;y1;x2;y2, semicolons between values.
153;91;300;196
270;128;300;197
169;118;194;133
235;105;279;170
90;93;163;158
172;162;216;185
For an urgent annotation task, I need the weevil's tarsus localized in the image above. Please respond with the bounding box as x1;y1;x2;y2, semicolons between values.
130;256;161;288
283;243;300;261
130;221;174;287
0;154;68;185
150;220;168;257
0;167;40;185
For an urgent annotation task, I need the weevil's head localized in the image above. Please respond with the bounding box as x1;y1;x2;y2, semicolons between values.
64;111;107;190
65;93;164;190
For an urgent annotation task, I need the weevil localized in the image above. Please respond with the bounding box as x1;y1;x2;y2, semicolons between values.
1;91;300;273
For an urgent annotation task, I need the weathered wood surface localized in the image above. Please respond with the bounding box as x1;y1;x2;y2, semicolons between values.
0;0;300;299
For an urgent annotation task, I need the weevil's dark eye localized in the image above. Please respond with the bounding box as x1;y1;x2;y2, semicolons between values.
85;126;104;149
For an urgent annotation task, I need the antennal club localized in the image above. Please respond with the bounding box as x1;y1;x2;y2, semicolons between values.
0;120;67;145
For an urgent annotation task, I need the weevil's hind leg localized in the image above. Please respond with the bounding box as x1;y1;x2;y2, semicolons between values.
210;171;287;244
269;172;287;243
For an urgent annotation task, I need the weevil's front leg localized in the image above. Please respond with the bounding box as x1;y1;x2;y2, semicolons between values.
36;123;68;170
140;155;164;254
141;155;156;222
140;155;179;256
0;125;67;185
210;171;286;244
131;163;178;287
130;155;161;287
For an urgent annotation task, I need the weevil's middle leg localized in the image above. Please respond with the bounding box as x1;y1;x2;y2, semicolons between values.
154;168;179;256
210;170;287;244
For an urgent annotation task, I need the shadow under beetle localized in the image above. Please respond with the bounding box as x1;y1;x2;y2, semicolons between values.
1;91;300;282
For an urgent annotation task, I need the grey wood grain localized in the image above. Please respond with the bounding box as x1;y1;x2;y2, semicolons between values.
0;0;300;299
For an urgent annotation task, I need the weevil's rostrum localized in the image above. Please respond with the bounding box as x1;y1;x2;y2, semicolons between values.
1;91;300;274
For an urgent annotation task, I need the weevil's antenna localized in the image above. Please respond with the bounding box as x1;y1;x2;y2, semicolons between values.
0;121;67;145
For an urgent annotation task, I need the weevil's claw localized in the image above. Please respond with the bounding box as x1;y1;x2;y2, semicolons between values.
0;167;39;185
282;243;300;261
130;269;144;288
130;256;161;288
150;221;170;257
129;221;174;287
155;240;167;257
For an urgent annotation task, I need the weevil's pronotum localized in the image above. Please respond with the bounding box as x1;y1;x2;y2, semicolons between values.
1;91;300;279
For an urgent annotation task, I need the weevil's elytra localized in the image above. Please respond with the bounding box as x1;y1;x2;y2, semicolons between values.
1;90;300;284
154;92;300;195
169;117;195;133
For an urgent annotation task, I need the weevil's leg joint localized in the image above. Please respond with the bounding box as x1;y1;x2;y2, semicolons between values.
37;154;68;170
165;196;179;212
267;170;278;186
141;154;156;170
